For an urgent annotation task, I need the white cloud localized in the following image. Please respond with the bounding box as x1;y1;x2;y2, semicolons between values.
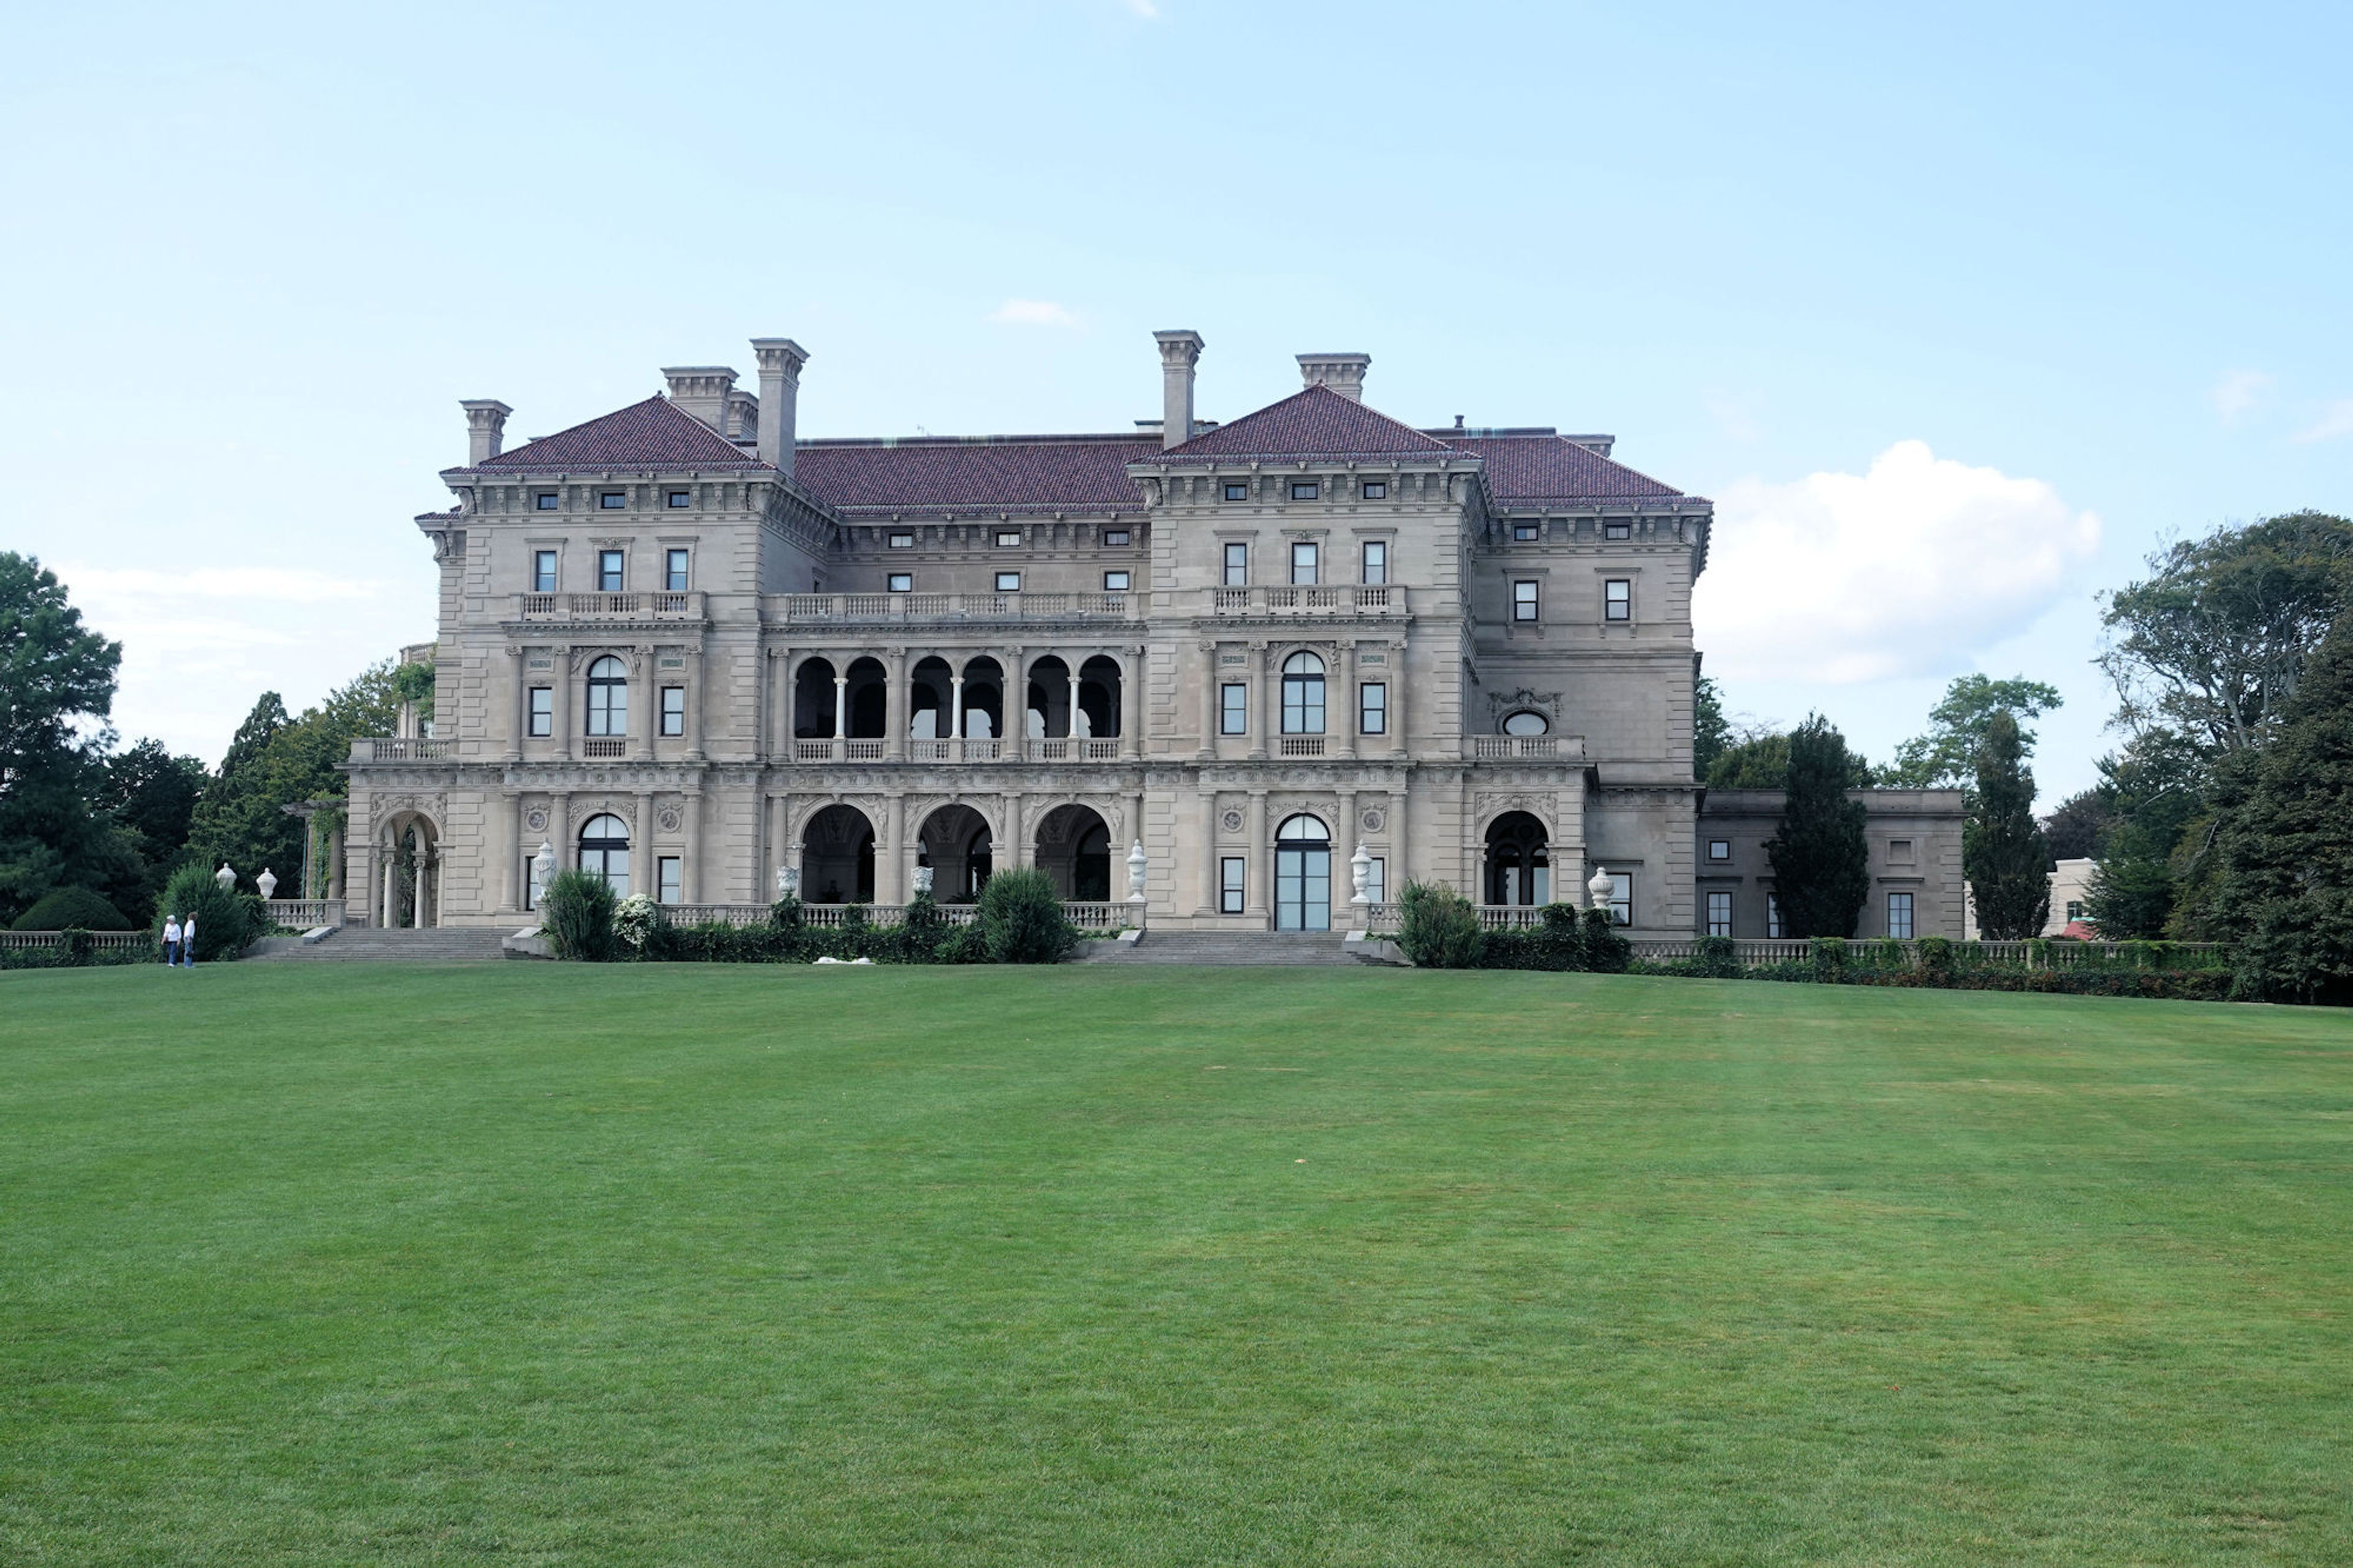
1694;440;2101;684
2211;368;2271;423
2291;398;2353;444
1123;0;1160;15
988;299;1079;327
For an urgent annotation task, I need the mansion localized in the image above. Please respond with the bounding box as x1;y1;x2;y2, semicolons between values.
343;331;1965;939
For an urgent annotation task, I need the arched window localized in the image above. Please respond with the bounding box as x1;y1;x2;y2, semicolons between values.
1502;710;1549;736
578;813;631;896
1276;814;1330;844
1281;652;1325;735
586;656;629;737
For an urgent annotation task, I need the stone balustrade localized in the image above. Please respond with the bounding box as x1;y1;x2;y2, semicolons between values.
775;591;1135;624
264;899;346;929
1206;585;1406;616
350;738;452;762
515;591;705;621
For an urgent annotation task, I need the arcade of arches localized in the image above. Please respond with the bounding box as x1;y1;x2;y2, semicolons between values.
790;652;1126;743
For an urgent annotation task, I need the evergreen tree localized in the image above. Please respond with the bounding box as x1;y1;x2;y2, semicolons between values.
1965;710;2050;937
0;553;132;923
2040;787;2112;863
1692;670;1730;782
2210;619;2353;1002
1764;714;1871;937
185;668;400;890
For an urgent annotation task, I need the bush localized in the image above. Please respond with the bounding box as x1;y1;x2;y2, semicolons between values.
153;863;265;961
612;894;666;955
1692;934;1740;979
976;868;1078;964
1397;881;1485;969
771;894;805;930
540;869;616;961
0;934;157;970
1582;907;1631;973
1917;936;1957;982
897;891;949;963
13;887;131;932
1809;937;1849;984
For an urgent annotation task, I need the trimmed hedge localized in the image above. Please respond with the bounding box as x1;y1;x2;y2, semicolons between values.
1;933;159;969
13;887;132;932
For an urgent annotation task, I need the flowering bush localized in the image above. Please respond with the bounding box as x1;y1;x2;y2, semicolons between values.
613;894;665;952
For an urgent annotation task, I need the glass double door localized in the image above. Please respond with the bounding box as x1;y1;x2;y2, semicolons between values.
1275;843;1332;931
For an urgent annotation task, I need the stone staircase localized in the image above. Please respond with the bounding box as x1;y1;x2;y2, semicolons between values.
1078;931;1373;966
246;926;518;961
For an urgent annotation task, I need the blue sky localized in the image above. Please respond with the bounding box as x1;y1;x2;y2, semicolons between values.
4;1;2347;805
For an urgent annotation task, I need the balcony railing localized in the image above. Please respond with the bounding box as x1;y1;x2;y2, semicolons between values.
349;738;453;762
263;899;346;930
1207;585;1404;616
782;735;1121;764
1472;735;1566;759
515;591;705;621
653;901;1131;931
583;738;626;759
776;591;1134;623
1278;737;1325;757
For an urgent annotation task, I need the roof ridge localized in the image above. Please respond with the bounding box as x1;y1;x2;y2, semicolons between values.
468;393;770;472
1151;384;1457;463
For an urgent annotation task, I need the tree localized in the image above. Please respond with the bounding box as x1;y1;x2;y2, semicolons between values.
2208;617;2353;1001
1885;674;2062;790
1705;731;1873;790
2040;788;2112;863
1692;670;1730;782
185;665;401;890
1764;715;1871;938
0;555;131;923
1965;711;2050;937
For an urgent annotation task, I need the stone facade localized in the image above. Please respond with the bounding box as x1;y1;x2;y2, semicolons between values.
1695;789;1969;940
344;330;1962;937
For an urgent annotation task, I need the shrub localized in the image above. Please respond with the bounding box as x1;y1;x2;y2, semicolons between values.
540;869;616;961
1581;907;1631;973
898;891;948;963
771;894;805;930
13;887;131;932
612;893;666;955
976;868;1078;964
1917;936;1957;982
1397;881;1485;969
1872;938;1908;973
1535;903;1587;969
1809;937;1849;984
936;920;988;964
153;863;265;961
842;903;871;933
1692;934;1740;979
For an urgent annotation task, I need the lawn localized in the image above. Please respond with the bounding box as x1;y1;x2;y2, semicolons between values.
3;965;2349;1566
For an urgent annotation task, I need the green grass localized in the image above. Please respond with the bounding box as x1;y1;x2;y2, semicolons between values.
4;966;2350;1565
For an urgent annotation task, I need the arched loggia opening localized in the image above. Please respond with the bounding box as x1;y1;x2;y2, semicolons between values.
1034;804;1112;901
960;657;1004;741
1484;812;1550;906
1079;655;1123;741
793;658;838;739
846;656;889;738
917;803;993;902
909;656;953;738
1026;655;1072;739
801;804;875;904
381;811;442;928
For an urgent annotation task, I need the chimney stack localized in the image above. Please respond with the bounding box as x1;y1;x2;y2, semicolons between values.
1154;330;1205;450
1297;352;1370;403
460;400;512;464
662;366;738;433
724;385;761;444
749;338;809;477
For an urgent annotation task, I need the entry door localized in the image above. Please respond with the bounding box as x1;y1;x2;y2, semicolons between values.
1275;845;1332;930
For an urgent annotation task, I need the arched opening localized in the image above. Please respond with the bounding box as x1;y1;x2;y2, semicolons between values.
1502;710;1550;737
1274;813;1332;930
1034;804;1112;901
800;804;875;904
586;656;629;738
1281;652;1326;735
917;803;994;903
1080;654;1123;740
1484;811;1550;906
960;656;1003;741
909;656;953;738
793;657;838;739
578;812;631;899
1026;655;1072;739
381;811;442;928
846;656;889;739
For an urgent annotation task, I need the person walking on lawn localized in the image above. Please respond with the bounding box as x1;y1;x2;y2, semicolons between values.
180;912;197;968
162;915;181;967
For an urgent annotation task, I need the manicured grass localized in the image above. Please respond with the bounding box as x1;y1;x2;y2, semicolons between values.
3;965;2350;1565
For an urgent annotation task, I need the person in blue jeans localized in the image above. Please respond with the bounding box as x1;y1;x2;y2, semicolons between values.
180;912;197;967
162;915;181;967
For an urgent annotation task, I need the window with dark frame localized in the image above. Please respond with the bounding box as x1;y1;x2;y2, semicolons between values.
1290;480;1319;501
535;493;559;511
597;550;624;592
1515;521;1539;541
1607;873;1632;926
1767;892;1784;939
657;855;681;906
1103;570;1131;592
664;548;689;591
1222;541;1248;586
1706;890;1732;937
1219;683;1246;735
1708;838;1731;862
1219;857;1245;914
1605;520;1631;540
888;573;914;593
666;490;691;509
1605;578;1631;621
995;570;1020;593
1102;528;1130;546
1361;540;1387;584
1361;480;1387;500
1513;580;1539;621
585;656;627;737
659;686;685;737
532;550;557;593
599;491;626;510
1359;681;1387;735
527;686;552;737
996;529;1021;547
1887;892;1915;939
1290;541;1318;585
1280;652;1326;734
1365;856;1385;904
1224;482;1248;502
889;532;914;548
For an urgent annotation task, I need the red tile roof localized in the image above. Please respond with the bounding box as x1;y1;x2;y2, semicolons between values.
1444;434;1691;502
461;396;768;472
795;434;1158;516
1152;384;1457;463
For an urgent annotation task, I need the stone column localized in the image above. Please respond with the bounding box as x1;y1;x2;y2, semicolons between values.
1246;789;1269;922
684;646;705;762
556;646;576;761
1002;790;1023;869
638;645;659;762
501;793;523;911
1196;641;1218;760
1335;641;1357;759
1392;778;1409;891
328;819;345;903
1248;641;1270;760
1067;666;1083;742
1122;645;1144;762
887;793;907;906
1199;784;1219;914
832;674;847;761
634;791;655;898
771;792;791;894
949;673;966;741
683;790;703;904
1389;638;1409;754
1006;645;1027;758
1338;788;1358;870
506;646;525;762
885;647;908;761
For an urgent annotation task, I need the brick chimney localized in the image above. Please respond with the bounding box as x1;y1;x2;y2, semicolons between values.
460;400;511;464
1297;353;1370;403
750;338;809;477
662;367;738;433
1154;330;1205;450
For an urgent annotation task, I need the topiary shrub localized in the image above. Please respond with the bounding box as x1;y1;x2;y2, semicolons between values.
1692;934;1740;979
13;887;131;932
1396;881;1485;969
1809;936;1849;984
1581;907;1631;973
540;869;616;961
153;863;265;961
976;868;1078;964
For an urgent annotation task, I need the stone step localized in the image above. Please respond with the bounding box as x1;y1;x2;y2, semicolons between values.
248;927;517;961
1078;932;1365;966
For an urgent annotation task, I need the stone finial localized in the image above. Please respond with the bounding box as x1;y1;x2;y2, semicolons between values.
460;400;512;464
1297;353;1370;403
1588;865;1614;912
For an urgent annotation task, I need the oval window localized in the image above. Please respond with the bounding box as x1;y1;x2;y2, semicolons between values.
1502;711;1549;736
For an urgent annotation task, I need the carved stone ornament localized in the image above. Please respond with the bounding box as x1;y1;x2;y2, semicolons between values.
657;805;684;833
1360;807;1385;833
1485;687;1563;721
1221;809;1245;833
525;808;549;833
1475;793;1554;835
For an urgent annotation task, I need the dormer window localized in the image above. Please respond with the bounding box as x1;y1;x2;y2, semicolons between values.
995;529;1021;547
1224;482;1249;502
599;491;626;510
1361;480;1387;500
535;493;559;511
889;532;914;548
1290;481;1320;501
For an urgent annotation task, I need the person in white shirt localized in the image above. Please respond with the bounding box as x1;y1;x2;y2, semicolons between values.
180;912;197;967
162;917;181;966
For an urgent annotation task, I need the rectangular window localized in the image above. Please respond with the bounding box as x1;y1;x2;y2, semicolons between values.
659;686;685;737
1102;570;1131;592
1102;528;1131;546
887;573;914;593
1219;683;1246;735
1767;892;1784;939
995;571;1021;593
666;490;691;509
1359;682;1387;735
664;548;689;591
1361;480;1386;500
1290;480;1320;501
889;531;914;548
1223;541;1248;586
1290;542;1319;585
1887;892;1915;940
1706;890;1732;937
1361;540;1387;584
1513;580;1539;621
1605;520;1631;540
2066;900;2084;921
599;491;626;510
527;686;552;737
1605;578;1631;621
1708;838;1731;862
532;550;557;593
657;855;681;906
1224;482;1249;502
996;529;1021;547
535;492;558;511
598;550;624;592
1219;857;1246;914
1366;856;1385;904
1607;873;1632;926
1515;521;1540;542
